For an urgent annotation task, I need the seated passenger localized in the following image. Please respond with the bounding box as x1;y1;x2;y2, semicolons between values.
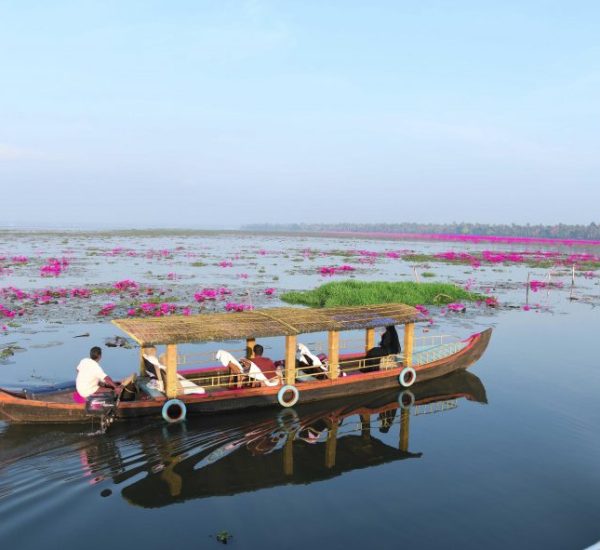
296;343;328;381
362;326;401;373
215;349;246;389
240;344;282;387
142;353;205;395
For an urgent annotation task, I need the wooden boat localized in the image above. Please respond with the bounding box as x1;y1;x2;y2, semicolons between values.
0;304;492;424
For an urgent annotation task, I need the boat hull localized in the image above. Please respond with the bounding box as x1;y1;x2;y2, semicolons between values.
0;328;492;424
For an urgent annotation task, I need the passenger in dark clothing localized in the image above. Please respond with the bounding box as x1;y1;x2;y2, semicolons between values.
362;325;401;373
379;325;401;355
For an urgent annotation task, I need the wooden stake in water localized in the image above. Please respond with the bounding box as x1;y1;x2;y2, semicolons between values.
413;266;420;283
526;272;530;306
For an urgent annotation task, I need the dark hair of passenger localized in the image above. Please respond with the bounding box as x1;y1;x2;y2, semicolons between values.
253;344;264;356
90;346;102;361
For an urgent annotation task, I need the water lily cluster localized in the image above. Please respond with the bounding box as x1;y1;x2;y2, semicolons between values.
319;265;355;276
126;302;191;317
40;258;69;277
194;287;232;302
529;280;564;292
225;302;254;312
114;279;139;292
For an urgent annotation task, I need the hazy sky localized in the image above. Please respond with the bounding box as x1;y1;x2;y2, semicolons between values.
1;1;599;228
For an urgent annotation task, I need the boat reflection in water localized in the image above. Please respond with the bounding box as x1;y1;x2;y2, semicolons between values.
0;370;486;508
98;370;486;508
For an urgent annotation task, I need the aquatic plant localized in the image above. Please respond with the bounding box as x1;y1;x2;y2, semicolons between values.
194;287;232;302
11;256;28;264
264;288;276;295
225;302;254;312
98;303;116;316
319;265;355;276
40;258;69;277
281;281;489;308
114;279;139;291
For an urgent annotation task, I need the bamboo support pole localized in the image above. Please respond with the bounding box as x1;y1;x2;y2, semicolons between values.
403;322;415;367
283;434;294;476
325;423;339;469
246;338;256;358
399;408;410;452
365;327;375;353
165;344;178;398
285;335;297;385
328;330;340;380
360;413;371;440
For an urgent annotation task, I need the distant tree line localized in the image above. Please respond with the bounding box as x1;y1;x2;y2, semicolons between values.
242;222;600;240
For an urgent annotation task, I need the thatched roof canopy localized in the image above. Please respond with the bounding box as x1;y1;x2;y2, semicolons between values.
112;304;420;346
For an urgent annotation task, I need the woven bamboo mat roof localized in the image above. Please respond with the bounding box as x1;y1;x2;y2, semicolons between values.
112;304;420;346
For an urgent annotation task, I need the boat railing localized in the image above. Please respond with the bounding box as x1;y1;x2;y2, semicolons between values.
174;332;468;392
413;399;458;415
184;352;402;391
410;339;467;367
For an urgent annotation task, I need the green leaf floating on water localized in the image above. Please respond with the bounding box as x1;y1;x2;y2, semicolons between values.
216;531;232;544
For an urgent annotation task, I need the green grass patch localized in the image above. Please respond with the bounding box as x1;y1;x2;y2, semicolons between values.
402;254;434;263
280;280;487;308
191;261;206;267
421;272;436;278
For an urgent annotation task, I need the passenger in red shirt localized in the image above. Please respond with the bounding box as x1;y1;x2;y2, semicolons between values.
250;344;278;380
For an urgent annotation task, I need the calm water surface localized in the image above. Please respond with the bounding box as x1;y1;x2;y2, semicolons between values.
1;233;599;549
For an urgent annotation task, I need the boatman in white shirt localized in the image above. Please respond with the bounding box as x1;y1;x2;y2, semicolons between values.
75;346;120;399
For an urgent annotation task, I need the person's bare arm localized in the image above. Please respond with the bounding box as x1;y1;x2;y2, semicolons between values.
102;376;120;390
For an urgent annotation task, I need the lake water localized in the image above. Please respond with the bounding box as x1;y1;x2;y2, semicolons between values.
0;231;599;549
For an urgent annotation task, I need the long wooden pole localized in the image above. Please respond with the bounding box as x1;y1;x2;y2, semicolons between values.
360;413;371;440
246;338;256;359
328;330;340;380
325;422;339;469
365;328;375;353
165;344;178;398
399;408;410;451
285;335;297;385
283;434;294;476
403;322;414;367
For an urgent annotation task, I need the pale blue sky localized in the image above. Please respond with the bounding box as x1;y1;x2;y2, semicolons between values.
1;1;599;228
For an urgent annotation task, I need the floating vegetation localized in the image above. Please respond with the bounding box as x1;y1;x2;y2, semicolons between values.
403;250;600;270
281;281;489;308
215;531;233;544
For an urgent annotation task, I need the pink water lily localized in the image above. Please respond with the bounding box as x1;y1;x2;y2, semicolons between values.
98;303;116;316
485;297;498;307
0;304;16;318
446;303;466;313
225;302;254;312
264;287;276;295
40;258;68;277
114;279;139;291
71;288;91;298
194;287;231;302
11;256;28;264
414;304;430;316
319;265;355;276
